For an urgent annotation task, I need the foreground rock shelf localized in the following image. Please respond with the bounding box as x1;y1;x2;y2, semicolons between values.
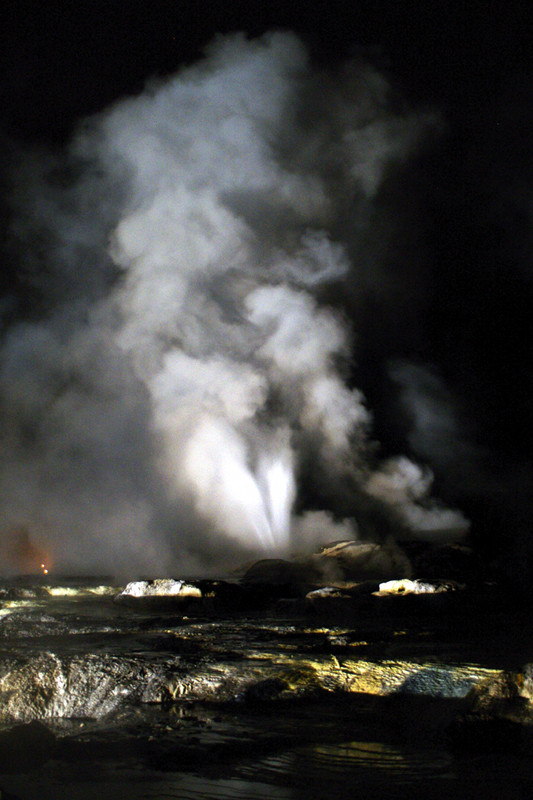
2;642;522;721
1;565;533;798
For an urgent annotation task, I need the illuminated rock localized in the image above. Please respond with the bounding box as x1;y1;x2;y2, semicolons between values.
2;641;530;728
118;579;202;597
522;664;533;703
114;579;202;607
4;585;50;600
375;578;460;595
0;652;173;724
304;581;378;614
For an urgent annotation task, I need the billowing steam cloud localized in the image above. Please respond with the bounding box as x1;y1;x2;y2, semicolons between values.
0;32;468;576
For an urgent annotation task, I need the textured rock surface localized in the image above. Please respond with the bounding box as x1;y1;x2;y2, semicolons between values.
376;578;461;595
114;579;203;607
239;540;413;591
1;574;533;757
118;579;202;598
307;540;413;583
2;634;526;726
0;652;172;723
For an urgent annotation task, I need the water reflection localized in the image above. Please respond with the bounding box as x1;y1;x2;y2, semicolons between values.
2;731;533;800
238;740;455;800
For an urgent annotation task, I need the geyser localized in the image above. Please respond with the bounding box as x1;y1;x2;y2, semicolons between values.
0;32;468;576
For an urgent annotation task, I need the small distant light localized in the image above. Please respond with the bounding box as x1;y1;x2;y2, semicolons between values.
44;568;49;575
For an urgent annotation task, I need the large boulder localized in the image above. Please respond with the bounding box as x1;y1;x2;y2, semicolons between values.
408;543;479;583
240;559;315;598
307;540;412;584
238;541;412;603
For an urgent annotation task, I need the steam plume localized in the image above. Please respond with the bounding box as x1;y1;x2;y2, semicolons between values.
0;32;467;575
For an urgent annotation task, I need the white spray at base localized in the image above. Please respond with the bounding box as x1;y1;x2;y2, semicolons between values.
0;33;469;575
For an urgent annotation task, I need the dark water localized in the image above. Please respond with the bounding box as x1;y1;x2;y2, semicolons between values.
1;577;532;800
2;735;533;800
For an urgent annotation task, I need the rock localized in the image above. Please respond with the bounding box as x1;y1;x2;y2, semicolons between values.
114;579;202;608
445;667;533;753
304;584;369;616
306;586;351;600
238;542;412;603
195;579;252;613
5;586;50;600
242;677;289;704
468;669;533;718
308;540;412;583
409;543;479;583
375;578;461;595
305;580;392;616
305;585;353;613
521;663;533;702
240;559;314;597
0;652;171;723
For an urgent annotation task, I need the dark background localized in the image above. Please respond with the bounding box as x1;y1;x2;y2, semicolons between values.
2;1;533;574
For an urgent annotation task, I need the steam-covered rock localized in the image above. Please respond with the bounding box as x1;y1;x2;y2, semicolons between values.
309;540;412;583
238;540;412;601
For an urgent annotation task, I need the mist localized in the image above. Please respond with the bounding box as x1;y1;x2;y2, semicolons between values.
0;32;469;576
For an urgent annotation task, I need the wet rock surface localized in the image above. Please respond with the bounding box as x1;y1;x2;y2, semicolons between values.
1;566;533;798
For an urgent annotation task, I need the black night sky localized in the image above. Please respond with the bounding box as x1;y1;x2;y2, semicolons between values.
1;1;533;579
